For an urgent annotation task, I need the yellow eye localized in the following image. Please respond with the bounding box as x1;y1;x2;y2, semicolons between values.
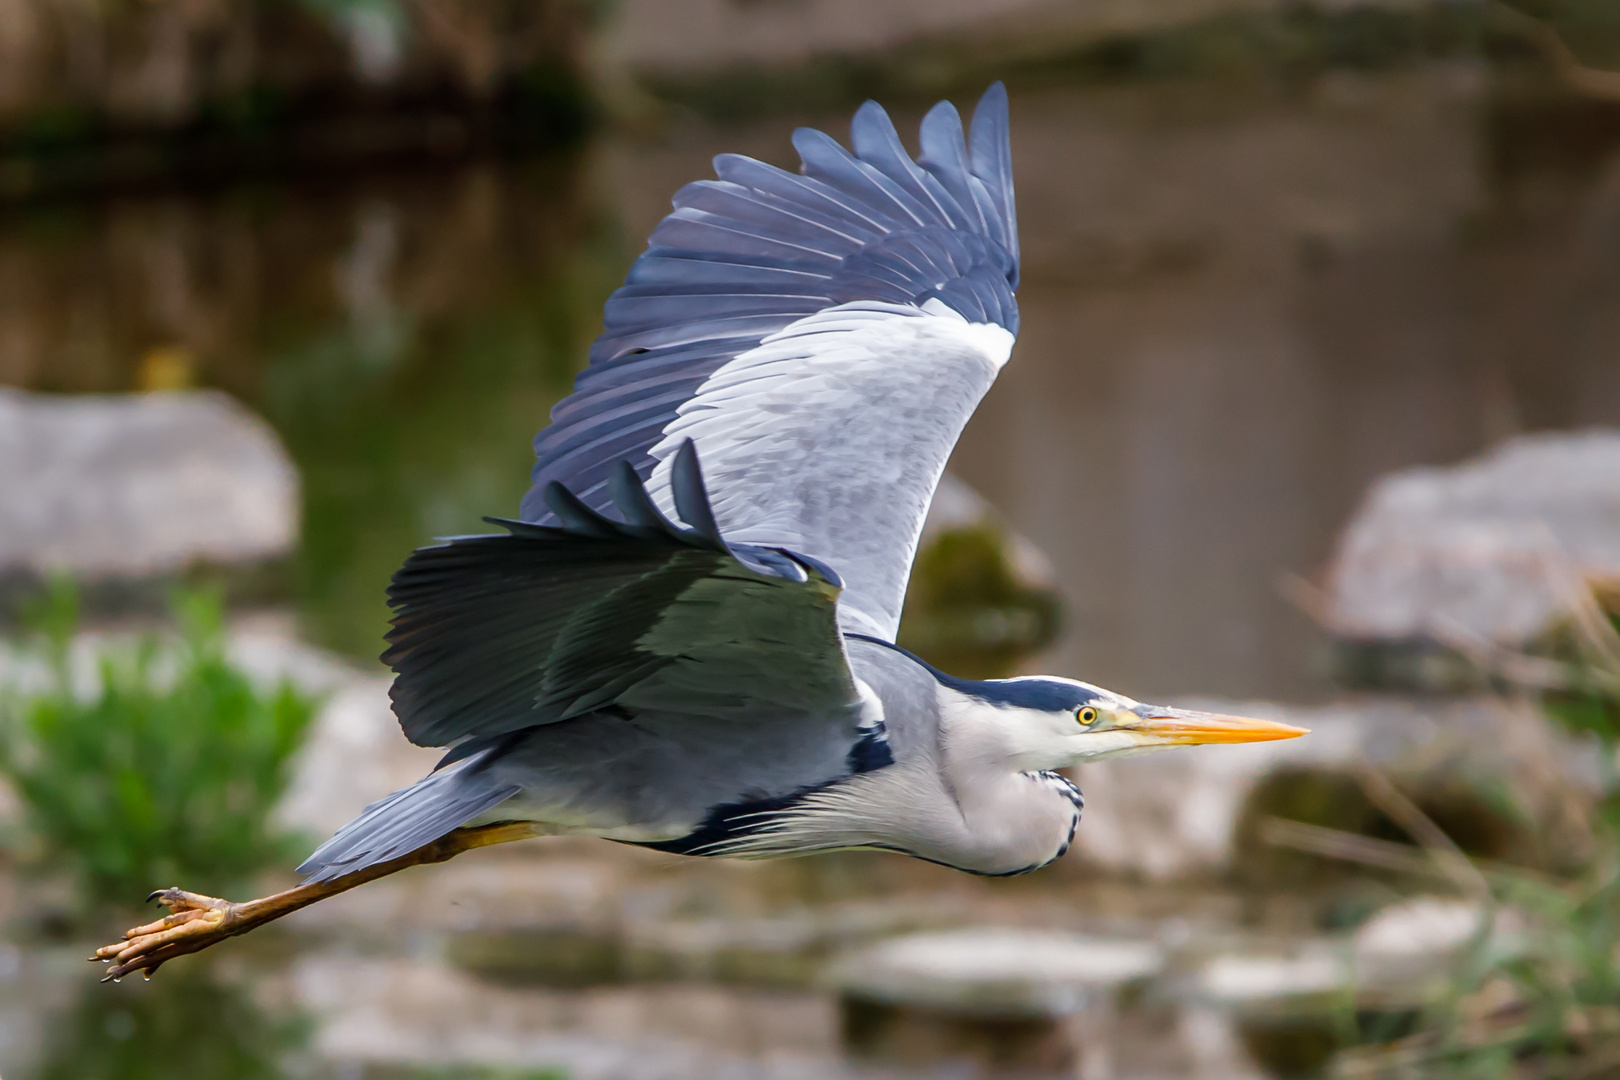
1078;706;1098;726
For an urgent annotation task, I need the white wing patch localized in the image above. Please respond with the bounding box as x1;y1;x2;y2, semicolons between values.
644;300;1016;641
922;298;1015;370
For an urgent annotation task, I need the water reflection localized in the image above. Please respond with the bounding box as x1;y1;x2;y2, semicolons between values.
0;160;626;657
255;171;624;655
2;68;1620;699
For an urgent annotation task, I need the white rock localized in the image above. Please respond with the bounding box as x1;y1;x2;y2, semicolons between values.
0;389;297;580
1195;946;1347;1005
830;928;1164;1016
1350;895;1521;992
1324;431;1620;644
1353;896;1481;964
1193;896;1511;1009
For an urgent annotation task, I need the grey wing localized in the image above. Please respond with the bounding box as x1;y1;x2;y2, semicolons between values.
520;84;1020;641
298;444;871;882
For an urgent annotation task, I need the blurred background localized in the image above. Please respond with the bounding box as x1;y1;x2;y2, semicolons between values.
1;0;1620;1077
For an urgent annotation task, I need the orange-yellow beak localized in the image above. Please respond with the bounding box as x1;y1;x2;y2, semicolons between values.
1125;707;1308;746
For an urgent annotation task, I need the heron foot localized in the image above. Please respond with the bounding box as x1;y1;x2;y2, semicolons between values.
92;888;244;982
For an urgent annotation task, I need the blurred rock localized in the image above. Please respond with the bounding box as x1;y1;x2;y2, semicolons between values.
831;928;1163;1074
1187;898;1492;1007
901;473;1062;678
292;952;850;1080
1187;897;1517;1078
832;928;1164;1015
1324;431;1620;647
626;910;858;989
446;897;970;992
0;390;297;587
923;473;1055;587
451;926;628;989
1352;896;1490;990
1193;944;1347;1007
1190;939;1378;1078
1071;694;1595;880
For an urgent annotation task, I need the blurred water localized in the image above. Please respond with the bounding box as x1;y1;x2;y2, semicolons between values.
7;66;1620;703
0;159;621;656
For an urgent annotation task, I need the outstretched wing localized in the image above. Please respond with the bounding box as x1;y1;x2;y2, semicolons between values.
520;84;1020;641
387;441;862;750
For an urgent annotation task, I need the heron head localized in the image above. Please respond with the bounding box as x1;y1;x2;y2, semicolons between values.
943;675;1307;770
1059;694;1307;764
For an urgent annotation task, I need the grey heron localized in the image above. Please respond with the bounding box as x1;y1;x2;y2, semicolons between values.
96;83;1304;981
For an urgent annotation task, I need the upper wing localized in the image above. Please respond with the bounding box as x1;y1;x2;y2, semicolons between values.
387;441;861;749
520;84;1020;641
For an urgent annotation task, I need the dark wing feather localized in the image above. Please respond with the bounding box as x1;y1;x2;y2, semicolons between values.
386;443;859;748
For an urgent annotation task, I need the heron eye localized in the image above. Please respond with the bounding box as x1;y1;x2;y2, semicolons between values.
1077;707;1098;726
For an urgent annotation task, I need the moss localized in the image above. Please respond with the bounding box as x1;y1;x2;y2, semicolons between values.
448;926;625;987
1537;606;1620;750
1500;0;1620;69
1236;1005;1424;1080
840;996;1075;1073
897;524;1060;679
1232;766;1537;891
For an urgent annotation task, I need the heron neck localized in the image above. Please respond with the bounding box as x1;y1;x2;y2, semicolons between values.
929;689;1083;872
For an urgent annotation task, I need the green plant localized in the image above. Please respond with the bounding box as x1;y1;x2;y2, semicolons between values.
0;579;318;910
1541;604;1620;753
34;966;311;1080
1322;585;1620;1078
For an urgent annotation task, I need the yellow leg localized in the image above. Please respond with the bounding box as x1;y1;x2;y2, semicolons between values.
92;821;540;981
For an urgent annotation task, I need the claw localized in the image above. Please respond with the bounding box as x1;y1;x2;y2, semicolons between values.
146;889;164;903
92;887;245;982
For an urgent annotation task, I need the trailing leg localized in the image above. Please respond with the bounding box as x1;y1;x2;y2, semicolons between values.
92;821;540;980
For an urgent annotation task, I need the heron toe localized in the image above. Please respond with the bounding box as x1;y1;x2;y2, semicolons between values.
93;888;239;981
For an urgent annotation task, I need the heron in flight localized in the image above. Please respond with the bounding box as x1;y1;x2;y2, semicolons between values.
97;84;1303;980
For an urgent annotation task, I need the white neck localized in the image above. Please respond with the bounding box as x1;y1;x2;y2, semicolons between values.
936;686;1072;772
924;687;1085;872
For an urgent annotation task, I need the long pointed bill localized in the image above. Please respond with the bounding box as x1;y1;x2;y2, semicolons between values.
1127;707;1308;746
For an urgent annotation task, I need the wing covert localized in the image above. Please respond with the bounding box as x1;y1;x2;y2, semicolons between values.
391;443;860;749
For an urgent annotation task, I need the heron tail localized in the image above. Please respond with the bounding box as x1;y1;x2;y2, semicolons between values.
294;752;520;884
